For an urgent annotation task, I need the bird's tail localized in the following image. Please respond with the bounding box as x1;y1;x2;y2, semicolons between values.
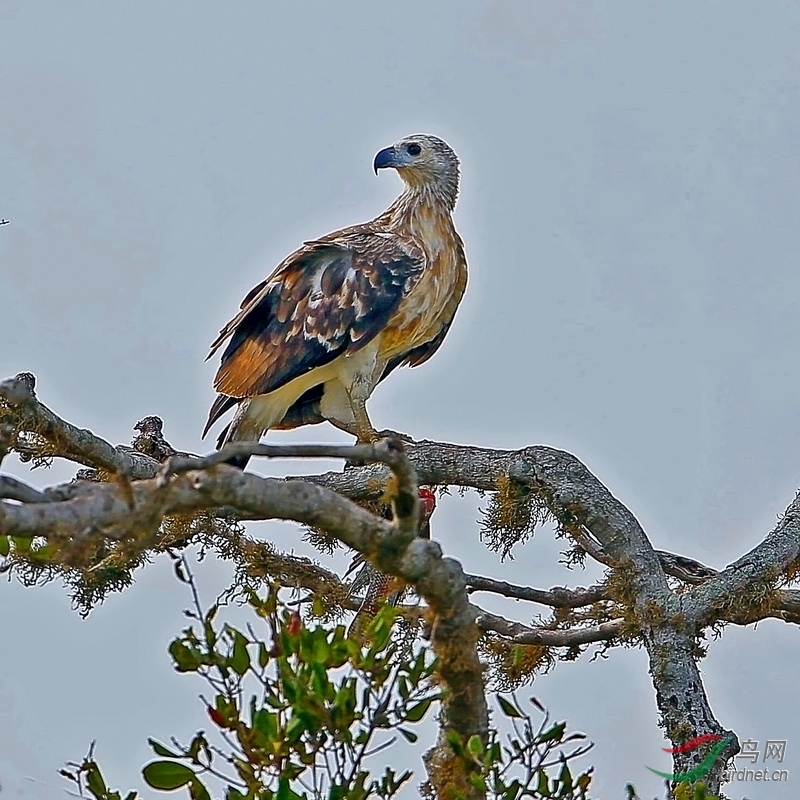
203;394;252;468
209;396;284;470
220;433;252;469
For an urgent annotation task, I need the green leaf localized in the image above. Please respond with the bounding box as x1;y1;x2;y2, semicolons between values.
253;708;278;741
312;595;326;617
230;630;251;676
84;762;107;799
398;727;418;743
445;729;464;756
276;777;304;800
538;721;566;743
497;695;523;718
557;759;573;792
142;761;195;790
311;632;330;664
501;780;521;800
286;714;306;742
468;774;488;792
405;697;433;723
0;536;9;557
355;729;370;745
466;735;484;758
536;769;551;797
188;731;211;761
189;777;212;800
397;675;410;701
148;739;182;759
168;640;201;672
11;535;32;553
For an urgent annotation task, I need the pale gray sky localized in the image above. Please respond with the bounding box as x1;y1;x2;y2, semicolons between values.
2;1;800;797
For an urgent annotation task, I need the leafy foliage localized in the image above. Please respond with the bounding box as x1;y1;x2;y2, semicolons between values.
62;577;597;799
429;694;594;800
625;781;721;800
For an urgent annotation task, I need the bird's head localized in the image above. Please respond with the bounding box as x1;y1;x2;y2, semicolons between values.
418;486;437;522
373;134;460;208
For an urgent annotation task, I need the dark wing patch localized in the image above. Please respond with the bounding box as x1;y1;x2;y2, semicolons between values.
203;393;238;439
211;234;424;399
239;278;269;309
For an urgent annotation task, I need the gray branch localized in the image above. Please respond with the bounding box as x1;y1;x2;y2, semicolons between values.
476;609;624;646
14;373;800;789
0;373;161;479
466;574;608;608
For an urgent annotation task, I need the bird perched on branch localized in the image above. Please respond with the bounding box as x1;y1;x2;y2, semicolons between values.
346;487;437;639
203;134;468;468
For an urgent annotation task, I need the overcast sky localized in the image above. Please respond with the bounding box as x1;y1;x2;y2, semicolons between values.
3;1;800;797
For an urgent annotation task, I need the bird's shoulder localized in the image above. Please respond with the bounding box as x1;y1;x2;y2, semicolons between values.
207;222;426;361
303;220;426;267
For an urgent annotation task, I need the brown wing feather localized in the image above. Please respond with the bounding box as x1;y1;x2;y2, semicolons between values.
203;393;238;439
208;229;425;402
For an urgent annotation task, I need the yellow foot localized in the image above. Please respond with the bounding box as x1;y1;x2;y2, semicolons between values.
346;430;382;468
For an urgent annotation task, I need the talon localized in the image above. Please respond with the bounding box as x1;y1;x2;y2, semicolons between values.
354;428;382;445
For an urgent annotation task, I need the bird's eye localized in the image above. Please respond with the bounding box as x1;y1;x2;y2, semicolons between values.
406;143;422;156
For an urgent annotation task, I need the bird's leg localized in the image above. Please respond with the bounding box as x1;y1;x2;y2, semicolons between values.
349;395;380;444
319;378;379;441
325;416;360;437
346;399;414;444
336;374;380;444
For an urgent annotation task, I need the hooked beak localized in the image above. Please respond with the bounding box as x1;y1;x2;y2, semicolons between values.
373;146;398;174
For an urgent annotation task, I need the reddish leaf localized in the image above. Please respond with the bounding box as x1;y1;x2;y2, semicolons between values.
207;706;227;727
287;612;302;637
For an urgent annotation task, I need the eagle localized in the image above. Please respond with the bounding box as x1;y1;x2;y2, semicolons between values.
203;134;468;467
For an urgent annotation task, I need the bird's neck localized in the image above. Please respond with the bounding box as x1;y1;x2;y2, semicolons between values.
382;182;457;231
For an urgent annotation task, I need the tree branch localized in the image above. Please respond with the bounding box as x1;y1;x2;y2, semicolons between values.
18;375;800;789
0;431;484;799
687;489;800;628
0;373;160;479
466;574;608;608
0;475;47;504
475;609;624;646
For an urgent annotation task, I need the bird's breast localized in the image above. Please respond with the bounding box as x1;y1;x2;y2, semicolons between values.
380;219;467;358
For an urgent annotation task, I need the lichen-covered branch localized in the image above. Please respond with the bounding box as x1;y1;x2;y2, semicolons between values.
0;405;485;798
686;489;800;629
12;373;800;790
476;609;624;646
0;373;162;479
466;574;608;607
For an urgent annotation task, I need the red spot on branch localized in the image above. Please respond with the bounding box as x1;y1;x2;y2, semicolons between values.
662;733;722;754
